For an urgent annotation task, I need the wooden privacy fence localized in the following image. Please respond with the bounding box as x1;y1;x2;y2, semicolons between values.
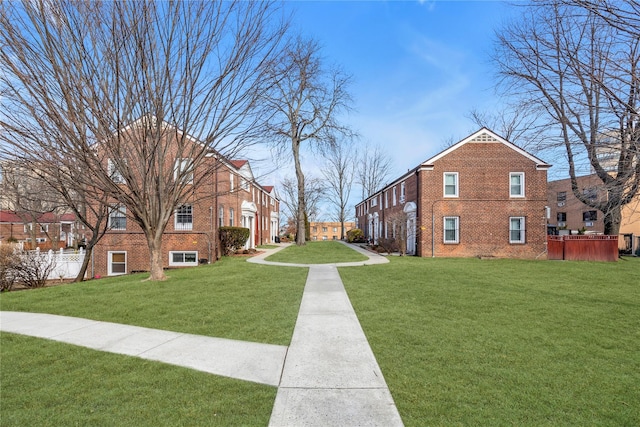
547;235;619;262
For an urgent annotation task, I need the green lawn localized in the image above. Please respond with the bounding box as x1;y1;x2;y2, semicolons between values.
265;240;368;264
2;245;639;426
340;256;640;426
1;257;307;344
1;257;307;426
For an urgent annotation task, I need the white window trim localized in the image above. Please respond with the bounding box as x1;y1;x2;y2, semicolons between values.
108;205;127;230
510;172;525;198
443;172;459;198
169;251;198;266
392;186;397;206
443;216;459;244
174;204;193;231
108;158;126;184
509;217;526;244
174;158;194;184
108;251;127;276
400;182;406;203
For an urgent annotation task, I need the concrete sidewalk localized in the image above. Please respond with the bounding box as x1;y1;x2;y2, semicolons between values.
0;242;402;426
268;263;402;426
0;311;287;386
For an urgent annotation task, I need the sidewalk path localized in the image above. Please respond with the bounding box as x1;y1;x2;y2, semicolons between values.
249;242;401;426
0;311;287;386
0;242;403;426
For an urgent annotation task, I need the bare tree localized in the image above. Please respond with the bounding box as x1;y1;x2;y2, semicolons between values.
0;1;287;280
356;143;394;200
263;37;353;245
278;176;327;232
565;0;640;38
493;1;639;235
322;138;355;239
467;104;547;152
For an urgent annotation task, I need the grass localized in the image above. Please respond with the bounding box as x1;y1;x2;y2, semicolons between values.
340;256;640;426
264;240;368;264
1;257;307;345
2;244;639;426
1;256;308;426
1;333;276;427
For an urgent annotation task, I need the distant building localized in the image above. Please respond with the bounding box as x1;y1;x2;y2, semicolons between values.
547;174;640;254
309;221;355;241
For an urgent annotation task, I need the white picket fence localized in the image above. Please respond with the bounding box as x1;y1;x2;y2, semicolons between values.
31;248;86;280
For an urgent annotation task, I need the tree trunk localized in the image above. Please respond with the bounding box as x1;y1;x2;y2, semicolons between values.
74;246;92;282
147;233;166;281
293;139;306;246
603;205;622;236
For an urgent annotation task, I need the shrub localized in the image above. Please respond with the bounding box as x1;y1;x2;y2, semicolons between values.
15;250;57;288
0;245;21;291
219;227;250;256
376;238;399;254
347;228;365;243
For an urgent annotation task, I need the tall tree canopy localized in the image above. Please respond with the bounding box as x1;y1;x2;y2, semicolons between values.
0;0;287;280
263;37;353;245
494;0;639;235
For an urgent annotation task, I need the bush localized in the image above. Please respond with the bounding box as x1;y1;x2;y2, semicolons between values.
376;238;399;254
219;227;250;256
0;247;57;290
346;228;366;243
0;245;20;291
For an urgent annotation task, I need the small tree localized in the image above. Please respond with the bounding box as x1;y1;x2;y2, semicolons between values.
14;249;57;289
263;36;353;245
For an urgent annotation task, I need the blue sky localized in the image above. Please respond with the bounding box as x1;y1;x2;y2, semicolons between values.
281;0;521;178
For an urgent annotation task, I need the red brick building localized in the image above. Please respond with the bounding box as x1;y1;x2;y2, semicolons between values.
0;210;80;250
355;128;551;258
91;123;279;277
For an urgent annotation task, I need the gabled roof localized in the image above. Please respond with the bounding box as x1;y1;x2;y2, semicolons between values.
420;127;551;170
230;160;248;169
356;127;552;206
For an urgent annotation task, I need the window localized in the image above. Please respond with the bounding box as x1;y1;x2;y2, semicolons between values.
229;208;234;226
443;173;458;197
108;251;127;275
108;158;126;184
312;227;317;233
333;227;337;232
174;204;193;230
218;206;224;227
40;224;49;233
557;212;567;226
23;224;32;233
108;205;126;230
393;186;397;206
510;172;525;197
509;217;525;243
385;191;388;208
230;173;235;192
322;227;328;232
322;235;328;241
371;197;377;207
174;158;193;184
169;251;198;266
583;210;598;221
444;217;459;243
557;191;566;202
240;178;249;191
400;182;406;203
583;187;598;202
